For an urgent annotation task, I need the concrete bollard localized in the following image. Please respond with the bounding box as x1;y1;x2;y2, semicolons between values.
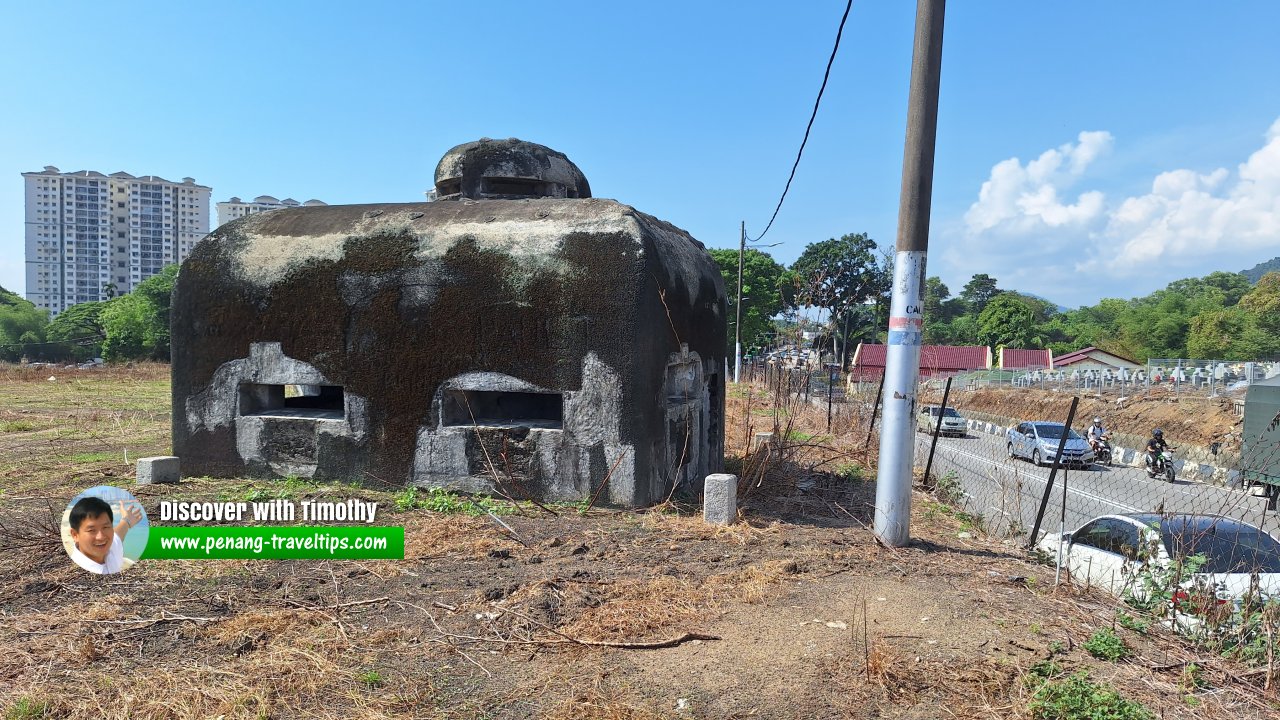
703;473;738;525
752;432;775;451
137;456;180;485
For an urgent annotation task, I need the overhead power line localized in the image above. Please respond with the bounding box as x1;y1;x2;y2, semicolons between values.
749;0;854;244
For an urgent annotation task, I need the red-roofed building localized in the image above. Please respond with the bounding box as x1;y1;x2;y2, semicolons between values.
1052;346;1141;371
999;347;1053;370
850;343;991;379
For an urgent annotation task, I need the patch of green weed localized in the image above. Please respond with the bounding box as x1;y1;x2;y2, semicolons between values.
1027;672;1153;720
834;463;863;481
393;486;513;516
357;669;383;688
5;698;51;720
1084;627;1131;662
934;470;963;504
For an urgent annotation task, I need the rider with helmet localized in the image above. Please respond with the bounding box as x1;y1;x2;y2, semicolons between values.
1144;428;1172;469
1086;417;1109;451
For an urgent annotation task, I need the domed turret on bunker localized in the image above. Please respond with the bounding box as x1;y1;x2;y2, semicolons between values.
171;139;726;507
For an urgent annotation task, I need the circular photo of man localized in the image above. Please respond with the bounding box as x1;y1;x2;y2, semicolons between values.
61;485;149;575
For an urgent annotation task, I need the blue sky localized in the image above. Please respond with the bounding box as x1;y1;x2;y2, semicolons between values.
3;1;1279;309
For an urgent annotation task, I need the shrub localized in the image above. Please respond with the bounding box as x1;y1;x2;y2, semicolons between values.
1084;628;1131;662
1027;672;1153;720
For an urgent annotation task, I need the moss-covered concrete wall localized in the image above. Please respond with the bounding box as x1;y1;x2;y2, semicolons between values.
172;198;725;506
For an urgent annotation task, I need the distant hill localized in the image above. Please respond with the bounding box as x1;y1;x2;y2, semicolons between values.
1241;256;1280;283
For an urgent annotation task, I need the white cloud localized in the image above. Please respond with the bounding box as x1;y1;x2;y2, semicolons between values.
947;118;1280;306
1095;119;1280;269
964;130;1112;234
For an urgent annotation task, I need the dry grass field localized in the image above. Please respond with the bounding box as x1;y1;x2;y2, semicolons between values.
1;364;1276;719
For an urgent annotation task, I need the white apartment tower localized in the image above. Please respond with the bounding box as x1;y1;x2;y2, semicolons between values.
22;166;211;315
216;195;326;227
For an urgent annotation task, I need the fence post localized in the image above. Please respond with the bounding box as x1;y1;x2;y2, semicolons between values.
1055;463;1068;586
827;366;836;432
865;373;887;450
922;376;953;489
1026;396;1081;549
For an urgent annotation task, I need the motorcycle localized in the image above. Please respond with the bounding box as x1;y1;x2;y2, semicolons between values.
1147;449;1176;482
1090;433;1113;467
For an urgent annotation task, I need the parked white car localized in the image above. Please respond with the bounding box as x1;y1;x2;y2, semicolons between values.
1038;513;1280;613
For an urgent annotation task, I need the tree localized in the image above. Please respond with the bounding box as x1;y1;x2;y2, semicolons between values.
1239;272;1280;334
1199;271;1253;307
1007;292;1058;323
790;233;889;366
976;293;1039;349
1187;307;1279;360
100;265;179;362
922;276;950;318
709;248;791;357
46;301;108;361
0;286;48;362
922;276;958;344
959;273;1001;314
946;315;980;345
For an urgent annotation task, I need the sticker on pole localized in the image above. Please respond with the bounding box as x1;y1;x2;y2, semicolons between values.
888;330;922;346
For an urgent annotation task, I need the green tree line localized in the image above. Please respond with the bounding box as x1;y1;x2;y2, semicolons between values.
0;265;178;364
712;235;1280;365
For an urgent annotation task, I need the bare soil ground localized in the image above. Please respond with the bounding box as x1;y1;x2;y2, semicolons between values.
1;365;1277;719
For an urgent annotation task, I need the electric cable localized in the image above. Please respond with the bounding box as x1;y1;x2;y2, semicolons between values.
749;0;854;244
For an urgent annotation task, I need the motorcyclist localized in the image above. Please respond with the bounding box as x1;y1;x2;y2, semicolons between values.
1086;417;1109;451
1144;428;1173;470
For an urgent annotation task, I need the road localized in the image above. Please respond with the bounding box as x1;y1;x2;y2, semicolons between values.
911;426;1280;540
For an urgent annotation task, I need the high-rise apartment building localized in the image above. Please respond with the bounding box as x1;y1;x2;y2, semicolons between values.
216;195;326;227
22;166;211;315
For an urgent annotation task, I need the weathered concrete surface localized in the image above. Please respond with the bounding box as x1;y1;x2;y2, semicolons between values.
435;138;590;201
172;140;726;506
703;473;738;525
136;456;180;485
184;342;368;479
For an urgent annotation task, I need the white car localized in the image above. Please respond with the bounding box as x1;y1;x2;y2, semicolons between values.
917;405;967;436
1038;513;1280;611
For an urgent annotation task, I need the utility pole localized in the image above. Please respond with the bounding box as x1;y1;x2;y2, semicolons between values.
734;220;745;383
874;0;946;547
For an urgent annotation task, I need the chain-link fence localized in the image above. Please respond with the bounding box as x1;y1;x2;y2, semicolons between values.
723;359;1280;686
739;357;1280;558
736;362;1280;672
926;393;1267;526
